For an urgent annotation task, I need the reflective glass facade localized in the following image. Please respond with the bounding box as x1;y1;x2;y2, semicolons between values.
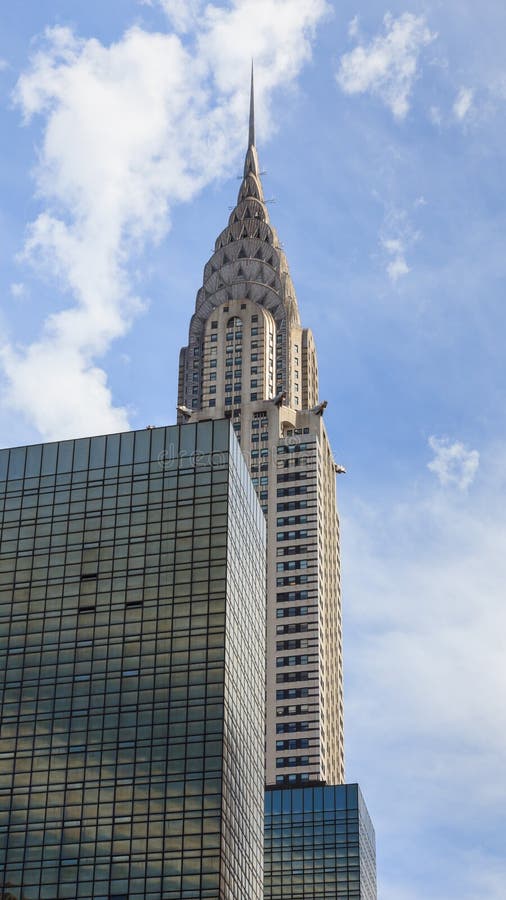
0;421;265;899
264;784;377;899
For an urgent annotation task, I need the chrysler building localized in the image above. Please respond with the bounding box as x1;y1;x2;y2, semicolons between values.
177;72;344;787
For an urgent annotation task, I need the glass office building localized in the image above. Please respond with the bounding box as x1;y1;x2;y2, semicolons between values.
0;420;266;900
264;784;376;899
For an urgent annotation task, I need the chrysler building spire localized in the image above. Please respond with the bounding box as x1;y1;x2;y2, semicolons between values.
249;61;255;149
241;63;263;199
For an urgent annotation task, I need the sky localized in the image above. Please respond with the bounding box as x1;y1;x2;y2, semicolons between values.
1;1;506;896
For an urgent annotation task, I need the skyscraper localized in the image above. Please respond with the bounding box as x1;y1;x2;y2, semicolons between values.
178;71;344;787
0;421;266;899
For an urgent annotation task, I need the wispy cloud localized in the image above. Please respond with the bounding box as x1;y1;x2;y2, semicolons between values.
382;238;410;281
380;208;419;282
5;1;329;441
344;442;506;897
348;14;359;39
453;86;474;121
140;0;203;33
428;435;479;490
336;12;436;120
10;282;26;299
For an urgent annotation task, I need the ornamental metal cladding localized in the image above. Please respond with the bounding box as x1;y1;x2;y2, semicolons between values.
0;422;265;900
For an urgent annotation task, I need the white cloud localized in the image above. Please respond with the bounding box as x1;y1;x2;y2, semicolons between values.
453;86;474;121
6;2;328;442
428;435;479;490
0;59;8;72
337;12;436;120
10;282;25;298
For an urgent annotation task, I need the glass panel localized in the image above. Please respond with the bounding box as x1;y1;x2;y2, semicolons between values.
134;428;150;463
196;420;212;455
0;448;8;481
73;438;90;471
179;423;195;465
119;431;134;465
8;446;26;479
25;444;42;478
105;433;120;468
57;440;74;473
89;434;106;469
212;419;230;452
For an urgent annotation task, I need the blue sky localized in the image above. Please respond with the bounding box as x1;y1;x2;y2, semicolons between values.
1;1;506;896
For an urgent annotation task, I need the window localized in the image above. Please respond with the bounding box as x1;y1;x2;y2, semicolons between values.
276;755;310;768
276;738;309;750
276;591;309;602
276;722;310;733
276;606;309;618
276;655;309;667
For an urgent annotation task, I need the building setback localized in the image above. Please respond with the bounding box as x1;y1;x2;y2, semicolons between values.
178;71;344;788
0;421;266;900
264;784;377;899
